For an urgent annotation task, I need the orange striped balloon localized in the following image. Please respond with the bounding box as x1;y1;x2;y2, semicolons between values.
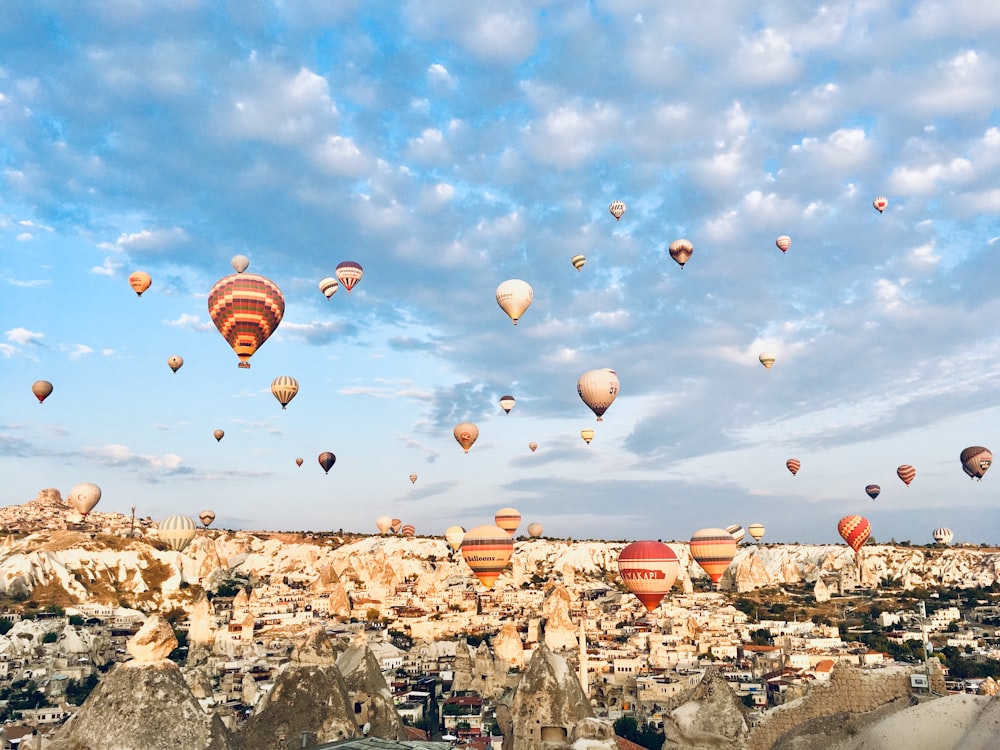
838;515;871;552
461;525;514;589
400;524;415;538
618;540;679;611
786;458;801;476
207;273;285;368
494;507;521;536
896;464;916;486
689;528;737;583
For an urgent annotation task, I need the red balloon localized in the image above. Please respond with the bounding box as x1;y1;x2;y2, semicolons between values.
617;541;679;611
838;515;871;552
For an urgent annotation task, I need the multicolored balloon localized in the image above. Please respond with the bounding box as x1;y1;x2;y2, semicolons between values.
897;464;916;486
747;523;765;542
31;380;53;404
786;458;800;476
159;515;198;553
167;355;184;373
609;200;626;221
618;540;679;611
207;272;285;368
461;524;514;589
496;279;533;325
271;376;299;409
390;518;402;534
726;524;746;544
873;196;888;214
690;528;737;584
499;395;516;414
335;261;363;293
400;524;415;538
775;235;791;253
759;352;776;369
453;422;479;453
494;507;521;537
577;368;619;421
960;446;992;480
199;510;216;527
669;239;694;269
128;271;152;296
571;255;586;271
318;451;336;474
67;482;102;517
865;484;881;500
838;515;871;552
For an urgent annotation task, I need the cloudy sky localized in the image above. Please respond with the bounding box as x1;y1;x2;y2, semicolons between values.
2;1;1000;544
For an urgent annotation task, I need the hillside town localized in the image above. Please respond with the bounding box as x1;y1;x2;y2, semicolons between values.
0;490;999;748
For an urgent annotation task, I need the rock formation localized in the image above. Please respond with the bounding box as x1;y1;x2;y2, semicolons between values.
541;584;577;651
336;640;407;740
661;668;751;749
126;613;177;662
493;620;525;668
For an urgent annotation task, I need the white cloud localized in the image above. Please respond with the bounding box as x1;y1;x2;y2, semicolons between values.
15;232;32;242
91;257;123;276
83;444;185;470
102;227;188;254
5;328;44;346
427;63;456;88
65;344;94;360
889;157;974;195
312;135;368;176
164;313;211;331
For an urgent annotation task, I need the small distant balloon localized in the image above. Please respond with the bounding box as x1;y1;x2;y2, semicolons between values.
578;368;619;421
453;422;479;453
527;522;544;538
865;484;881;500
897;464;916;486
128;271;152;296
159;515;198;553
747;523;765;542
400;524;415;538
199;510;216;527
67;482;102;517
690;528;737;584
932;527;953;545
580;429;595;445
786;458;800;476
494;507;521;536
375;516;392;534
571;255;586;271
31;380;53;404
444;525;466;552
775;236;791;253
271;376;299;409
390;518;403;534
167;355;184;373
335;261;363;293
759;352;776;369
873;196;888;214
461;524;514;589
409;474;418;484
609;200;626;221
295;457;304;467
668;239;694;269
499;395;516;414
213;429;224;442
960;446;992;480
496;279;533;325
726;524;746;544
528;442;538;453
319;277;339;299
318;452;336;474
838;515;871;553
231;255;250;273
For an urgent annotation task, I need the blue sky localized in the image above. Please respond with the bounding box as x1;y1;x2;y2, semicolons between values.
2;1;1000;544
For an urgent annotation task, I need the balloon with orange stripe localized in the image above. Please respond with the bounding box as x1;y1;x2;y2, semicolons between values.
690;528;737;583
461;525;514;589
618;540;679;611
838;515;871;552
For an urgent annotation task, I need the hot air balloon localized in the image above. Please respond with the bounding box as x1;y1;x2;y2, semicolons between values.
31;380;53;404
580;429;595;445
838;515;871;552
873;196;888;214
747;523;765;542
453;423;479;453
668;239;694;269
571;255;586;271
499;395;516;414
690;529;737;584
759;352;776;369
726;524;746;544
67;482;102;517
376;516;392;534
319;277;338;299
461;524;514;589
409;474;418;485
932;527;953;545
128;271;152;296
335;261;363;293
198;510;216;527
295;457;304;467
444;526;466;552
159;515;198;553
577;368;619;421
496;279;533;325
390;518;403;534
786;458;800;476
318;452;336;474
494;507;521;537
167;355;184;373
609;200;626;220
213;429;224;442
527;522;543;538
207;272;285;368
865;484;881;500
775;236;791;253
400;524;415;538
528;442;538;453
271;376;299;409
231;255;250;273
618;540;680;612
897;464;916;486
960;446;992;480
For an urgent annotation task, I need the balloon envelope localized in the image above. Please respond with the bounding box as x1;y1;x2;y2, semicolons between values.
726;524;746;544
786;458;800;476
618;540;679;611
335;261;363;292
690;528;737;583
207;273;285;368
528;442;538;453
31;380;53;404
865;484;881;500
444;526;466;552
775;235;791;252
461;524;514;589
897;464;916;486
295;457;304;467
747;523;765;542
453;423;479;453
199;510;216;527
409;474;418;484
669;239;694;268
499;395;516;414
67;482;102;516
167;355;183;373
932;527;953;545
213;429;224;442
390;518;402;534
838;515;871;552
319;277;339;299
960;446;992;480
527;522;544;538
580;429;595;444
128;271;152;296
318;452;336;474
496;279;533;325
571;255;586;271
400;524;416;538
759;352;776;369
609;200;626;220
494;507;521;537
231;255;250;273
159;515;198;552
873;196;888;213
577;368;619;421
271;376;299;409
375;516;392;534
